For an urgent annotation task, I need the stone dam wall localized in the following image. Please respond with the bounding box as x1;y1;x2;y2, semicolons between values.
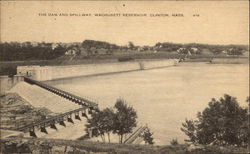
0;59;178;94
16;59;178;81
211;57;249;64
0;75;24;94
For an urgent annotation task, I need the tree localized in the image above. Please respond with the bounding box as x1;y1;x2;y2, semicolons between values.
85;111;104;141
102;108;115;143
142;128;154;145
246;96;250;107
85;108;115;142
128;41;135;50
181;94;248;146
246;96;250;149
170;139;179;146
113;99;137;143
227;47;244;55
84;99;138;143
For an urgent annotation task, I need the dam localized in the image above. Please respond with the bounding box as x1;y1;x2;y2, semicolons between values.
16;59;178;81
2;59;248;145
8;77;98;138
1;59;178;141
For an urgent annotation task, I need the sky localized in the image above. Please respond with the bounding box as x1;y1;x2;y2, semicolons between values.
1;1;249;46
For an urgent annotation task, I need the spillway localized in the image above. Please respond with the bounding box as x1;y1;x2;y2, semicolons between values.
9;82;82;113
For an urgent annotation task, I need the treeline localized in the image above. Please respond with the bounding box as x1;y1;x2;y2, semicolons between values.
0;42;66;61
82;40;119;50
0;40;248;61
155;42;248;55
0;40;120;61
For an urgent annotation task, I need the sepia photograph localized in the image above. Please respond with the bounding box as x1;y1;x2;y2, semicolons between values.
0;1;249;153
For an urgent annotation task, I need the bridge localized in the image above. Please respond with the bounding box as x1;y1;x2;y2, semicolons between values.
124;125;149;144
14;77;100;137
13;77;148;143
24;77;99;111
17;107;91;137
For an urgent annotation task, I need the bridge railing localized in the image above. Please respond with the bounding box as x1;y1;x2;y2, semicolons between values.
123;125;148;144
24;77;98;110
16;107;89;132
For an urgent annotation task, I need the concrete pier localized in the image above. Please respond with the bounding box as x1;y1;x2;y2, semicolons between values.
0;75;24;94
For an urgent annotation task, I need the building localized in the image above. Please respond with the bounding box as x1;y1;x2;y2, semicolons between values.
190;47;199;54
65;49;77;55
177;48;186;53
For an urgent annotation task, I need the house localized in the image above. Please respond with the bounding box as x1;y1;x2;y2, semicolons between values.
51;43;59;50
97;48;108;55
242;50;249;57
222;50;227;54
90;47;97;55
227;48;244;55
137;47;144;52
177;48;185;53
190;47;199;54
177;48;189;54
65;49;77;55
79;48;88;56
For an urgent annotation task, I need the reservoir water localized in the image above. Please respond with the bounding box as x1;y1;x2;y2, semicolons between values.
49;62;249;145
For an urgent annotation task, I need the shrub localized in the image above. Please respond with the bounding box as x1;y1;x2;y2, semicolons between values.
181;94;248;146
118;57;134;62
170;139;179;146
11;105;32;114
142;128;154;145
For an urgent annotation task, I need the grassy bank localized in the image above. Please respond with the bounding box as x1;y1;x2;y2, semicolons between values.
1;137;248;154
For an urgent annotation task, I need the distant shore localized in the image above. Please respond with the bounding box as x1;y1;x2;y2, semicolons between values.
0;53;248;76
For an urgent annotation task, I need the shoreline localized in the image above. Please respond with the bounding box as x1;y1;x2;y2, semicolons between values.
1;137;248;154
0;56;248;76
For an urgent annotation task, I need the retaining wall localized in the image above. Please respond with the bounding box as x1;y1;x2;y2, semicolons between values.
0;75;24;94
16;59;178;81
211;58;249;64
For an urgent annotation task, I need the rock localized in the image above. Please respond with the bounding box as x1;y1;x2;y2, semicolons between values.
73;147;88;153
89;152;108;154
52;145;66;153
16;142;24;148
64;146;75;153
187;144;205;152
